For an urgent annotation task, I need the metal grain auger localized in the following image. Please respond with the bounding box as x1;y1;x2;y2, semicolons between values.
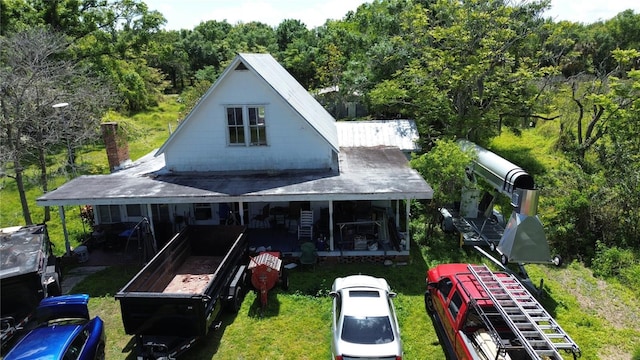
440;140;562;283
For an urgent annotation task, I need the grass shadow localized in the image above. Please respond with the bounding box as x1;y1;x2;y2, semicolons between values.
173;315;234;360
247;290;282;318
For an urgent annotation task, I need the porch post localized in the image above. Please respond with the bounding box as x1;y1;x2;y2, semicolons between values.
58;206;72;256
328;200;334;251
238;202;245;225
405;199;410;251
146;204;157;245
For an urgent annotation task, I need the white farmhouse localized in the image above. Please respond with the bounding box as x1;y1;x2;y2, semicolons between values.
37;53;433;261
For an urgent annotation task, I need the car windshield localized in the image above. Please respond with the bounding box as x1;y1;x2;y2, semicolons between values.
341;316;394;344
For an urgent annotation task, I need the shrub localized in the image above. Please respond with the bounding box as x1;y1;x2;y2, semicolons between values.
592;241;637;279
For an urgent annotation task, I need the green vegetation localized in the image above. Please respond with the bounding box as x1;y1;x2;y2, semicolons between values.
2;1;640;358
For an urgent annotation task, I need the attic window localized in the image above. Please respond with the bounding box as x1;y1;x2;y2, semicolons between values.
235;62;248;70
226;105;267;146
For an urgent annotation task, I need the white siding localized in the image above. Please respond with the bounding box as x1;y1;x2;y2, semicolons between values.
164;70;333;172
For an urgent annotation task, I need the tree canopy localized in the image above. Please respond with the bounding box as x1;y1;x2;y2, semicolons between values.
1;0;639;260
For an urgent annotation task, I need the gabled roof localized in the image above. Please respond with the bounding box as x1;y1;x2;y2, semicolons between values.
157;53;339;156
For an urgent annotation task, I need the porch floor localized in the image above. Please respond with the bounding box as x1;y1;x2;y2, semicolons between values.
71;225;403;267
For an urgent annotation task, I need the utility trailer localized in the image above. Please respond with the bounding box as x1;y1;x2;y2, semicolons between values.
0;224;62;352
116;225;249;360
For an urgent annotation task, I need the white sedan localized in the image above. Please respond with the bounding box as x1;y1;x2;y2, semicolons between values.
330;275;403;360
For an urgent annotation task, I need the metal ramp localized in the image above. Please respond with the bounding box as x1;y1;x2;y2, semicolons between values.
467;264;581;360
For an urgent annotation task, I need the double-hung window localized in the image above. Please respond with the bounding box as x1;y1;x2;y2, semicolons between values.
97;205;121;223
226;106;267;146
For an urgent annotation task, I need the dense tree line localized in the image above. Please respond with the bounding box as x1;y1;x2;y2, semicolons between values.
1;0;639;266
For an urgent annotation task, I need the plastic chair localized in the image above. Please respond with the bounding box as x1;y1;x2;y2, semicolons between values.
252;204;270;228
299;242;318;269
298;210;313;241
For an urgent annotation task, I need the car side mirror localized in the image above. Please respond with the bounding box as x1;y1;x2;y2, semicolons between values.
388;292;397;298
329;291;338;298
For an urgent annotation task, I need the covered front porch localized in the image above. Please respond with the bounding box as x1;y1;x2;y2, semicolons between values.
83;198;411;263
38;146;432;261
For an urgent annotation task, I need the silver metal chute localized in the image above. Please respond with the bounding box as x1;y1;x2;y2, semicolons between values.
496;188;551;264
496;184;552;266
499;213;551;263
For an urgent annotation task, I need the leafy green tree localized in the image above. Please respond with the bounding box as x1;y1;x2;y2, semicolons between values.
368;0;552;140
145;30;189;92
275;19;318;89
2;0;167;112
226;21;277;54
182;20;234;77
556;49;640;167
594;51;640;248
410;139;475;237
587;10;640;75
0;0;44;34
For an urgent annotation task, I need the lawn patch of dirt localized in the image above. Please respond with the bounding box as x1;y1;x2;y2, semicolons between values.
536;263;640;359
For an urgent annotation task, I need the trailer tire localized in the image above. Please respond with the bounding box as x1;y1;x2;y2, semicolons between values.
501;254;508;266
280;271;289;291
47;272;62;297
552;255;563;267
229;285;243;313
96;343;105;360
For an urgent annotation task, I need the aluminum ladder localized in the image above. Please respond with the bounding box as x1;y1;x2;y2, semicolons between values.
468;264;581;360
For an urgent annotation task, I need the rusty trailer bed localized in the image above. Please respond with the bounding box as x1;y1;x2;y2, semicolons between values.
163;256;223;294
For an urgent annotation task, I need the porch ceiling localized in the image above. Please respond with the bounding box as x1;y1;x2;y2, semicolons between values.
37;146;433;206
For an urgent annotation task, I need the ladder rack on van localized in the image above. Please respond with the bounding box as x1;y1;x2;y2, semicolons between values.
467;264;581;360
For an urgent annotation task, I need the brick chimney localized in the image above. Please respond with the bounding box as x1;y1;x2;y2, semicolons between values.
101;122;130;172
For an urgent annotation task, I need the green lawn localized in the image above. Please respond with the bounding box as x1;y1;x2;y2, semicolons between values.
68;237;640;360
72;244;447;360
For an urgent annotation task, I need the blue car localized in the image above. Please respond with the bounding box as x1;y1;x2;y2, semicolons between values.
3;294;105;360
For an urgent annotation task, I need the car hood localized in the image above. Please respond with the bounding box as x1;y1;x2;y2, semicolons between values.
4;324;82;360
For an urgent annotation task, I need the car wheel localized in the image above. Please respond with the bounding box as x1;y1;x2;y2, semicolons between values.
96;343;105;360
424;292;434;313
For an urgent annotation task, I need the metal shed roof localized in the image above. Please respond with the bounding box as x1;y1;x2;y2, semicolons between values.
336;120;420;153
